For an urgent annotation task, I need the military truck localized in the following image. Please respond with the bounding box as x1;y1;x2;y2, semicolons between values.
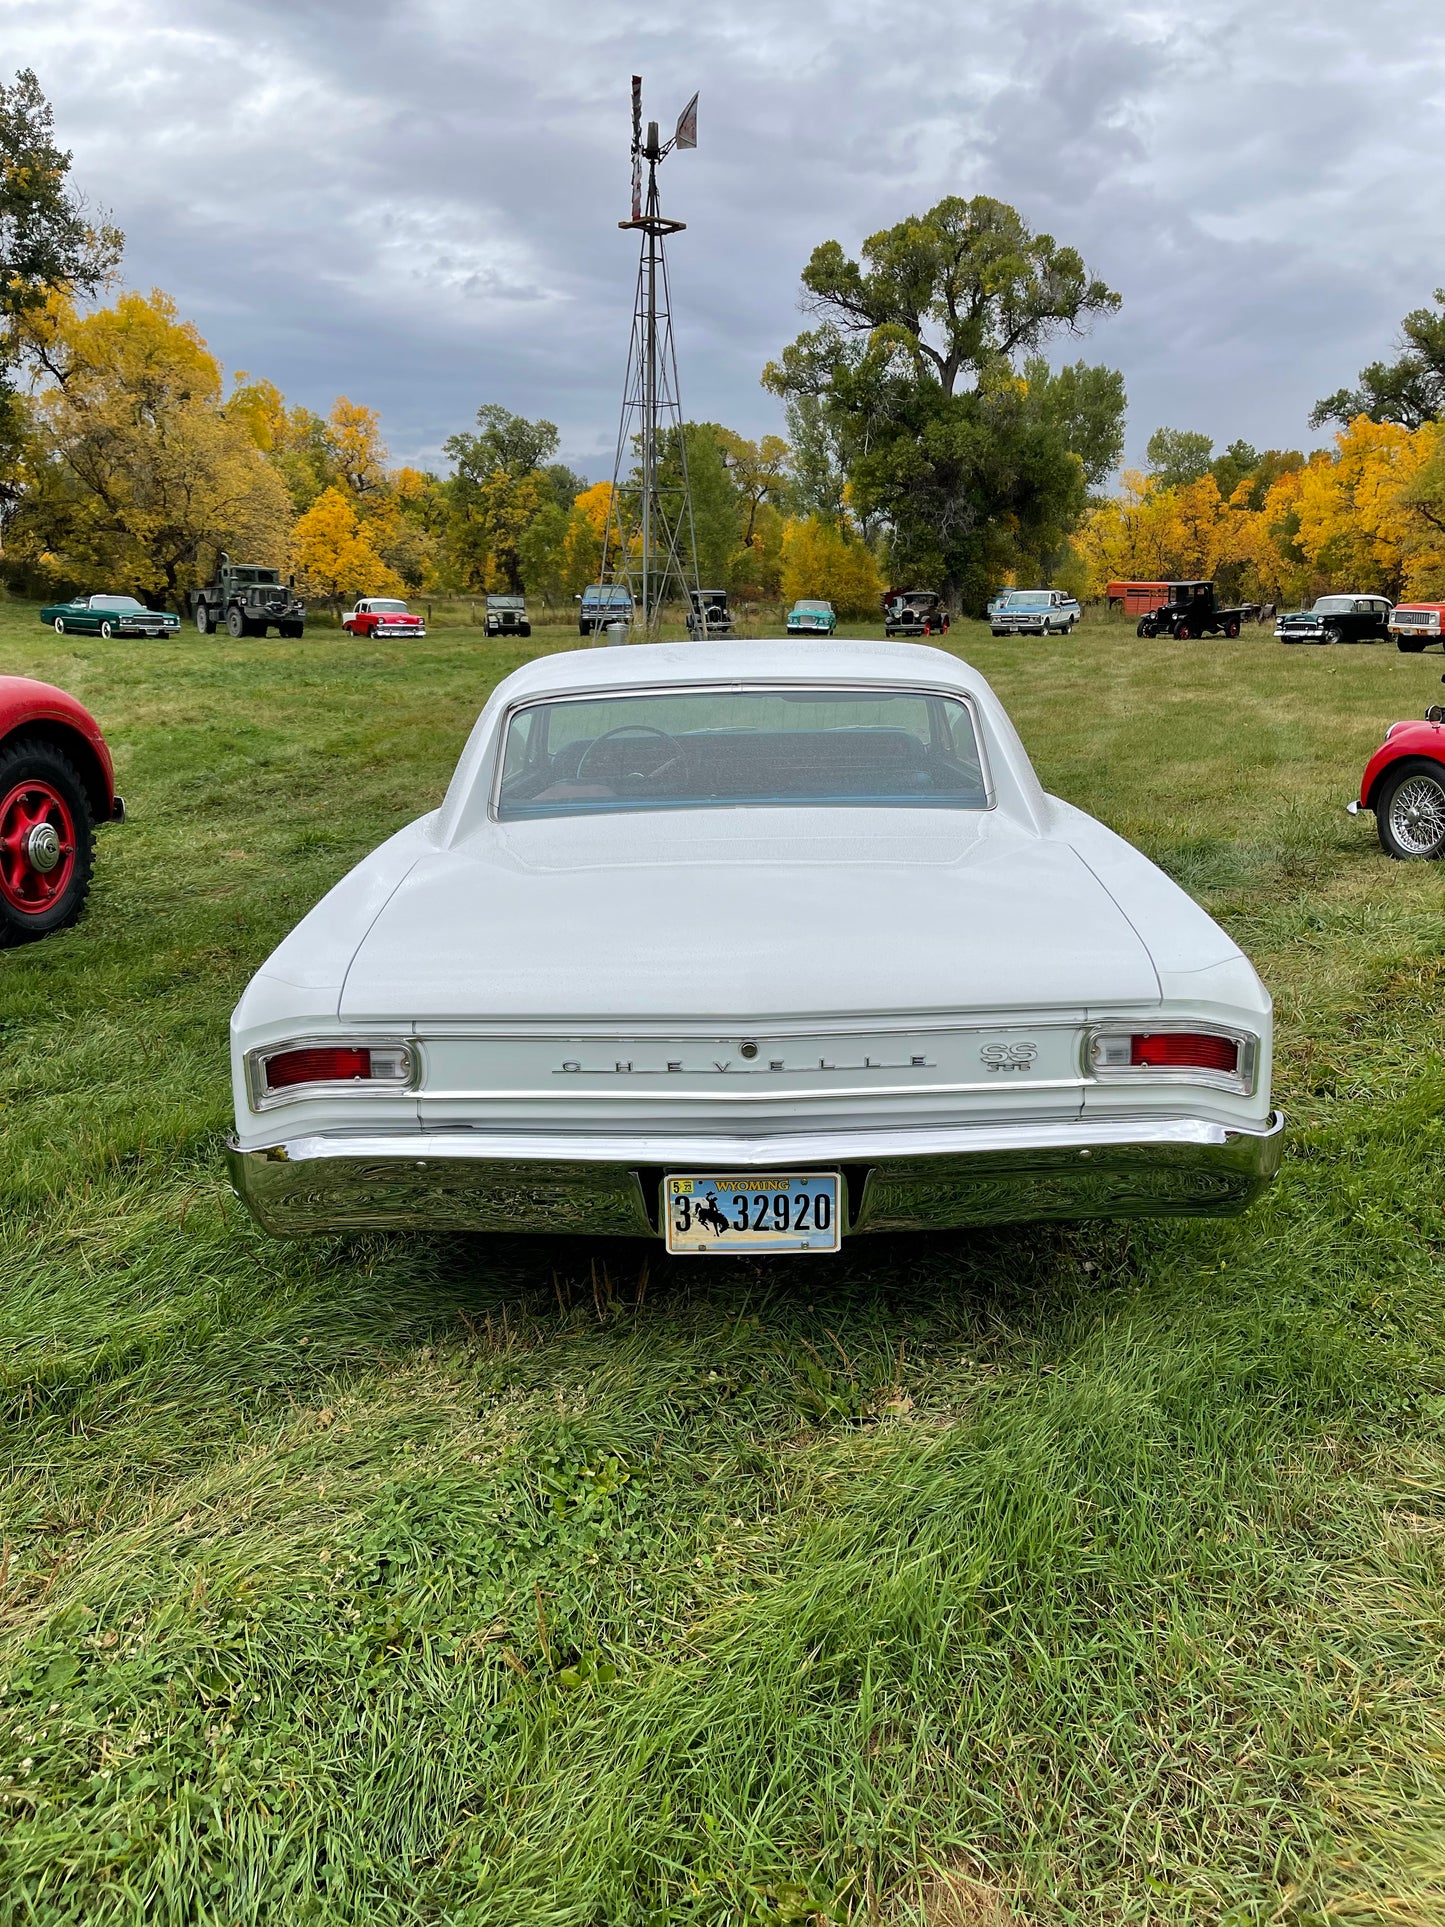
191;555;306;639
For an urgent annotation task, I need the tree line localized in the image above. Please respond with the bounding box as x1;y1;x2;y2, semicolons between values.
1076;298;1445;606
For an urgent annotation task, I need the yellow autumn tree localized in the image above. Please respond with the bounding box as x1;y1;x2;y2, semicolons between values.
779;516;883;616
292;486;403;602
11;290;293;604
562;482;614;593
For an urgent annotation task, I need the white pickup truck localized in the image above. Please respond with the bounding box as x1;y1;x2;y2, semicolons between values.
990;589;1081;636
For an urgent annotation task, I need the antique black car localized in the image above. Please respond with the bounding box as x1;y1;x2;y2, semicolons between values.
882;589;950;638
1136;581;1257;640
1275;594;1393;645
686;589;734;638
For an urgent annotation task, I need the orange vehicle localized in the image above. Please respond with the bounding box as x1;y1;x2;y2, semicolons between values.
1106;580;1170;617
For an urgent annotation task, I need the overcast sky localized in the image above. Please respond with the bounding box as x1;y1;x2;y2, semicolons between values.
10;0;1445;480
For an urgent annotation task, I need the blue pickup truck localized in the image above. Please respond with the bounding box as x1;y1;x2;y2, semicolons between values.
577;583;634;638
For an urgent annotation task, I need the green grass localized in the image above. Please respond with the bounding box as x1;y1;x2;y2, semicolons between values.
2;600;1444;1925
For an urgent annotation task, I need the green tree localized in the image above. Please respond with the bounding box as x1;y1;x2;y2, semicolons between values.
1209;438;1260;501
1312;291;1445;431
1145;426;1214;490
763;196;1122;610
443;404;569;591
783;396;848;522
0;69;122;517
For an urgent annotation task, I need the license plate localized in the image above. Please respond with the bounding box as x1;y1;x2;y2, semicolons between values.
664;1173;841;1254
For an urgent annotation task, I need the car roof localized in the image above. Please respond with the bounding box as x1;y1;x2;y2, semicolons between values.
492;638;973;702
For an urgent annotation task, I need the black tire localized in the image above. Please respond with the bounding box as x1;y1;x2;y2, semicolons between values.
1223;618;1241;639
1174;620;1193;641
99;620;114;640
579;621;590;636
1397;636;1427;653
226;606;247;640
1324;623;1345;646
1375;758;1445;860
194;603;215;635
0;736;97;947
1136;618;1156;638
519;623;531;637
279;623;303;639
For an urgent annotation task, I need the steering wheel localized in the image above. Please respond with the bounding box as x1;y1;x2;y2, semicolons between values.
576;724;688;786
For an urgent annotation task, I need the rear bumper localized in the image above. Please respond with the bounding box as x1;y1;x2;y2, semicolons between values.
226;1111;1285;1240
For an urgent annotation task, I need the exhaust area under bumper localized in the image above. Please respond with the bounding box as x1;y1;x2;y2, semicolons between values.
226;1111;1286;1240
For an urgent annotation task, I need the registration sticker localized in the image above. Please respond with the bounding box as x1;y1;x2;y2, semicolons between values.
664;1173;841;1254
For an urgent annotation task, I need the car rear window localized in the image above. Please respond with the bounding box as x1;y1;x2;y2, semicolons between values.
496;685;989;819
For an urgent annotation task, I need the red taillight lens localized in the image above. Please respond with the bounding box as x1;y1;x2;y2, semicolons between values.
1129;1032;1239;1073
266;1046;372;1089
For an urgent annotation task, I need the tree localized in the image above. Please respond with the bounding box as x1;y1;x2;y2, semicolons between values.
784;396;849;523
716;428;790;548
1145;426;1213;490
1;69;122;512
763;197;1122;610
443;404;568;591
292;486;402;602
10;290;291;604
1312;291;1445;430
779;517;883;616
1209;439;1259;500
562;482;612;594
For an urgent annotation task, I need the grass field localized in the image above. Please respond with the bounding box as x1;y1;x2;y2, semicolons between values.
2;598;1444;1926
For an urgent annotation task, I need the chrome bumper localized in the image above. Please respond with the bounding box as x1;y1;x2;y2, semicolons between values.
226;1112;1285;1240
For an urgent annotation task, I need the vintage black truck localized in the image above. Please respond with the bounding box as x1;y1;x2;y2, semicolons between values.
1135;581;1257;640
191;556;306;639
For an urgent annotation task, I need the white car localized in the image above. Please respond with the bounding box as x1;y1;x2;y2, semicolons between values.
227;640;1282;1254
991;589;1081;636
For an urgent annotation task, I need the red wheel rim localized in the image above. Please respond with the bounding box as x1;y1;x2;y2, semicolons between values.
0;778;77;915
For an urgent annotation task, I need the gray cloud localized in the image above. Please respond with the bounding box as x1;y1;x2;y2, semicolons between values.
11;0;1445;475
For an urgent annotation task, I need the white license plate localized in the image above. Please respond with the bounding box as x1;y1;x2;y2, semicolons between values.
664;1173;841;1254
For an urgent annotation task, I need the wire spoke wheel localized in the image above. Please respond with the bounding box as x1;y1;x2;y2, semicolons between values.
0;777;78;914
1386;772;1445;857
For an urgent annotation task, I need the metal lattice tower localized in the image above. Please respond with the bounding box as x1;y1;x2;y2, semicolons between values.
599;77;701;641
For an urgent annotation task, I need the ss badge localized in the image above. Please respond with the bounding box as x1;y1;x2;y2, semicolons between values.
980;1041;1038;1074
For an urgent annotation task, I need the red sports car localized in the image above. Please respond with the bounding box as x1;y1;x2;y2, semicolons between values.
0;676;123;944
1349;677;1445;859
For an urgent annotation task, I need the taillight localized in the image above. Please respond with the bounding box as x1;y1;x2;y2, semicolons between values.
1088;1027;1253;1091
267;1046;373;1088
246;1038;415;1109
1129;1033;1238;1073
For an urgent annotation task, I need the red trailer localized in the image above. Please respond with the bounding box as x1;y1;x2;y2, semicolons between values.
1106;580;1170;617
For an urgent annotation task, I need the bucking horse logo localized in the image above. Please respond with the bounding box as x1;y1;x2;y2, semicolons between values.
695;1191;730;1238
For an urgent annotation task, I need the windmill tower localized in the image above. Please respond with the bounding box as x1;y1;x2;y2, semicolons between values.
599;77;702;641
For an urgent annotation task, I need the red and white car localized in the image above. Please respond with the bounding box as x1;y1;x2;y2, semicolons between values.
341;598;427;641
1;676;123;946
1389;603;1445;652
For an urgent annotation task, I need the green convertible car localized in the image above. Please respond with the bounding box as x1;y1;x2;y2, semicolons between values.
41;594;181;640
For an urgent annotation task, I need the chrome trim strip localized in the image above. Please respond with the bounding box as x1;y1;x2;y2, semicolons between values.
226;1112;1285;1239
